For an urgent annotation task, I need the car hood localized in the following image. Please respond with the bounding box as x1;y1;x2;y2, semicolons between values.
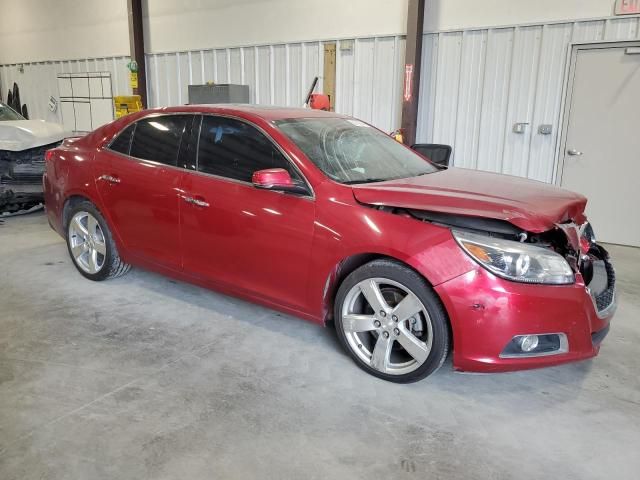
0;120;66;151
351;167;587;233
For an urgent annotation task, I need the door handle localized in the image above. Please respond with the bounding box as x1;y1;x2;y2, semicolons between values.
191;198;210;208
98;174;121;184
180;194;210;208
567;149;583;156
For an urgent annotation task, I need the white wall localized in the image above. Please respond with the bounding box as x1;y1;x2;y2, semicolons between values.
0;0;129;64
424;0;617;32
143;0;408;53
417;15;640;183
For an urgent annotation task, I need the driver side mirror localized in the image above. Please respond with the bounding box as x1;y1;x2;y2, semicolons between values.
252;168;308;195
411;144;452;168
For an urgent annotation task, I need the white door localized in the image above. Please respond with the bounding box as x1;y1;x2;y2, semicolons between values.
560;45;640;247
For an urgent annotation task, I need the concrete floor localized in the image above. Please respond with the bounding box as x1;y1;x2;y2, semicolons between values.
0;211;639;480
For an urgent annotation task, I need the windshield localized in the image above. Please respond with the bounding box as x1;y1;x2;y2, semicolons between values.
275;117;438;184
0;103;25;121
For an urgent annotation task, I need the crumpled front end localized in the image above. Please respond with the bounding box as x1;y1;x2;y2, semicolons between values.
0;141;61;213
433;219;616;372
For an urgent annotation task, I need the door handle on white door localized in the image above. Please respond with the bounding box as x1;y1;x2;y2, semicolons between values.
567;149;583;156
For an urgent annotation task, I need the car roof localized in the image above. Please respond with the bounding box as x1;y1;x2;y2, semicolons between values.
142;104;348;122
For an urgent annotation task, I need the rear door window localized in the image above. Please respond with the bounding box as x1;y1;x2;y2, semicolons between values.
130;115;190;166
197;116;298;182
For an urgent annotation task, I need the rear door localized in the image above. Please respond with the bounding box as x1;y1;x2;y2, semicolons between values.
179;115;316;310
95;115;193;269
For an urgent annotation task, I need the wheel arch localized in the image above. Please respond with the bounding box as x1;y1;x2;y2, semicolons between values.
61;193;127;259
321;252;448;325
62;194;93;229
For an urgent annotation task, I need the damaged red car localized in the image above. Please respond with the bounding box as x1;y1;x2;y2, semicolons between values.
43;106;615;383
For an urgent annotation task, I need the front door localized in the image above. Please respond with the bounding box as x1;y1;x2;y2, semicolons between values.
179;115;316;311
560;44;640;247
95;115;192;269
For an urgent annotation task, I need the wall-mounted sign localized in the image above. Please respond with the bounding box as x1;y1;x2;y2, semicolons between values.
615;0;640;15
129;71;138;89
403;64;414;102
48;96;58;113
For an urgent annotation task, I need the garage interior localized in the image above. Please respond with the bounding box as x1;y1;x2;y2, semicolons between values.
1;1;639;479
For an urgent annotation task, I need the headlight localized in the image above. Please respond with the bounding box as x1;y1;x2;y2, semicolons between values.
453;230;574;285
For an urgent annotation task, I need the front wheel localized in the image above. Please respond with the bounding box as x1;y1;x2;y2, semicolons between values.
334;259;450;383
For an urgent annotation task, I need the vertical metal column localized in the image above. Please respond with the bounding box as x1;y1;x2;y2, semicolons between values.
127;0;148;107
400;0;425;145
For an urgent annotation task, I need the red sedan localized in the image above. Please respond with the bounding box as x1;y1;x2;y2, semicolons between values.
43;105;615;383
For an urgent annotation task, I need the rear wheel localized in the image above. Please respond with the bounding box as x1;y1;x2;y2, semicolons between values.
334;259;449;383
66;201;130;281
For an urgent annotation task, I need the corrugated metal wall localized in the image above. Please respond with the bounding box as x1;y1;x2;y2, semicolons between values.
145;36;405;134
0;57;131;124
417;16;640;183
0;35;405;135
3;15;638;185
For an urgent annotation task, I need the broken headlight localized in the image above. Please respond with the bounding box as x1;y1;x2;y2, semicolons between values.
453;230;575;285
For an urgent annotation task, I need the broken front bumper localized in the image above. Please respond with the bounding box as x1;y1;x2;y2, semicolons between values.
0;141;60;212
435;257;615;373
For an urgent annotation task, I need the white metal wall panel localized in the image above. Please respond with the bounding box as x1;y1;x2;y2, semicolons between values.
2;35;406;134
335;40;355;115
229;48;242;84
288;44;303;106
353;39;375;123
502;26;543;178
476;28;514;174
452;30;487;170
0;56;129;126
416;15;640;183
604;17;639;40
242;47;256;103
256;46;271;104
202;50;215;84
272;45;287;106
432;32;462;157
177;52;189;104
416;34;438;144
303;42;322;98
330;37;405;133
372;37;401;134
528;23;573;182
215;49;229;84
572;20;605;43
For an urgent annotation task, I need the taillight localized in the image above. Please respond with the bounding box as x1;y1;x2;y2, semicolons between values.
45;149;55;161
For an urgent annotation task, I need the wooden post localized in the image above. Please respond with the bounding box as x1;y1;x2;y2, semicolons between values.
400;0;425;145
127;0;147;108
323;43;337;111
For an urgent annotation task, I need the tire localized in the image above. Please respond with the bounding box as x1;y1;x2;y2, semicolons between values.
65;200;130;281
334;259;450;383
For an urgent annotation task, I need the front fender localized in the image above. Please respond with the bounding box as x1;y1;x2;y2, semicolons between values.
306;187;476;321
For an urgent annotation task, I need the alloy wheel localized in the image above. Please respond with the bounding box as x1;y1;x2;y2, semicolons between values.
341;277;434;375
68;211;107;274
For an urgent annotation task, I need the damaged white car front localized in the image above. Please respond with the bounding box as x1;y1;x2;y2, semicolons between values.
0;102;66;213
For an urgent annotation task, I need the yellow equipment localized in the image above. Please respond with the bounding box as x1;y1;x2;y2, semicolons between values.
113;95;143;118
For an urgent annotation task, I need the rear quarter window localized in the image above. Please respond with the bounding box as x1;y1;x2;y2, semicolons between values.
108;124;135;155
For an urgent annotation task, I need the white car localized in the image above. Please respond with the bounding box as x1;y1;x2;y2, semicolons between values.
0;102;66;212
